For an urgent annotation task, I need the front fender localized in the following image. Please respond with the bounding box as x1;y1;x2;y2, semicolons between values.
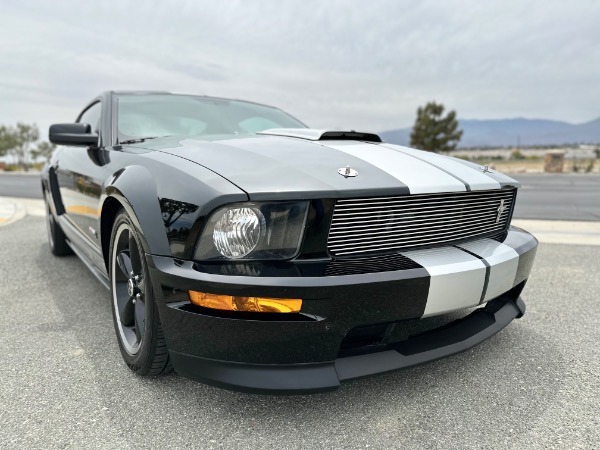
102;165;171;256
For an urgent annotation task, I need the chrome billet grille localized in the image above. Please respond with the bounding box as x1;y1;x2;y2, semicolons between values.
328;189;516;256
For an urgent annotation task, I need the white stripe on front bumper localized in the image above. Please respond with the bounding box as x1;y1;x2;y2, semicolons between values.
322;142;467;194
401;246;486;317
457;239;520;302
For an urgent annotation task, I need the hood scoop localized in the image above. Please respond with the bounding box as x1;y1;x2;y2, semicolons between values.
257;128;382;143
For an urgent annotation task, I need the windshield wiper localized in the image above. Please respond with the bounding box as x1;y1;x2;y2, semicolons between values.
119;136;166;145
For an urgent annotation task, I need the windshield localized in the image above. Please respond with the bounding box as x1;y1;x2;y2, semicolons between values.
116;94;305;141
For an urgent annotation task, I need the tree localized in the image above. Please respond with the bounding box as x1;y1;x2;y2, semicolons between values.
410;102;463;152
31;141;56;164
0;123;40;170
0;125;18;157
10;123;40;171
159;198;199;228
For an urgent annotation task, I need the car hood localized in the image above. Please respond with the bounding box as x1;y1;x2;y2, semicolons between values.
135;134;519;201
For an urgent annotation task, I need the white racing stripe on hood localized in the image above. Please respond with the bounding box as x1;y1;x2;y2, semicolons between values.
321;142;467;194
457;239;519;302
379;144;502;191
401;247;486;317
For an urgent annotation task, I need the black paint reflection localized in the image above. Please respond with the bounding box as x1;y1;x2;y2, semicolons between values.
160;198;199;227
195;262;302;277
159;198;200;257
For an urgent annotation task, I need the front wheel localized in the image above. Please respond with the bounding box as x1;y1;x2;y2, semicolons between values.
109;210;172;375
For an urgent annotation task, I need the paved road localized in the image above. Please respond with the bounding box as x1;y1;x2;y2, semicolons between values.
1;172;598;221
0;173;43;199
511;174;600;221
0;216;598;449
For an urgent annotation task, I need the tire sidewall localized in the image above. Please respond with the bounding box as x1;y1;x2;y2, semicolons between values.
45;199;56;252
44;192;72;256
109;210;157;374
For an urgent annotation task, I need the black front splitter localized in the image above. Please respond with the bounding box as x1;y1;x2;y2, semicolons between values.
169;295;526;394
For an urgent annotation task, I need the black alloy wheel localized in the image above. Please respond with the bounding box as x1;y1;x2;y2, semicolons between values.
112;220;147;355
109;210;172;375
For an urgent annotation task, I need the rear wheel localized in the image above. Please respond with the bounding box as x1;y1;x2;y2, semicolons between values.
109;210;172;375
45;193;73;256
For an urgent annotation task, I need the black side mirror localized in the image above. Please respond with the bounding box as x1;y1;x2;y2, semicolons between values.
49;123;98;146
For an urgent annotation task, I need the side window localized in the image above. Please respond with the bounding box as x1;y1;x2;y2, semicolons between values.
78;102;102;135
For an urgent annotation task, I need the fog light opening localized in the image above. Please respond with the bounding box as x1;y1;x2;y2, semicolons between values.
188;291;302;313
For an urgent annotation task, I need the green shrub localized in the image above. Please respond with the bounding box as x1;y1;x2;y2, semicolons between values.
511;149;526;160
572;159;595;173
585;160;595;173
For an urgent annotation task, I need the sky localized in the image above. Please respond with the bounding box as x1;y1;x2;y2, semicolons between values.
1;0;599;139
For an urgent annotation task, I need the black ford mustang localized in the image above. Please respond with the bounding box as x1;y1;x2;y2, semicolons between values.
43;91;537;393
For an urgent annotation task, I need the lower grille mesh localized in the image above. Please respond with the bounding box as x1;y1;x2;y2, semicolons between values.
328;189;515;256
324;253;422;276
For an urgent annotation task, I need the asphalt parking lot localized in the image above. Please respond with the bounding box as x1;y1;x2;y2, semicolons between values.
1;215;599;449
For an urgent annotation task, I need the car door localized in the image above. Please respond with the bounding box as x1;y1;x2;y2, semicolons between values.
54;100;110;262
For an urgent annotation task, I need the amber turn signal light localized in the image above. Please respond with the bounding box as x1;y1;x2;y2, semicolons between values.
188;291;302;313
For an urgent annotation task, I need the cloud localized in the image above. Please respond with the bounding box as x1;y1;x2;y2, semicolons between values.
0;0;599;139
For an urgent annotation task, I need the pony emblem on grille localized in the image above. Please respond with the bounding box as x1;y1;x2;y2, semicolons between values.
496;199;507;223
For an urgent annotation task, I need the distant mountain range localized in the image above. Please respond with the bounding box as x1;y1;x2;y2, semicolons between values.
380;117;600;148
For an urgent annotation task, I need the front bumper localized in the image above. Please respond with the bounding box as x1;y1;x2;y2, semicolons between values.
147;227;537;393
168;295;525;394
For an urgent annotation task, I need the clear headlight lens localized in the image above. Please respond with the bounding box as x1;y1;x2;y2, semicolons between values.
213;207;265;258
194;201;309;261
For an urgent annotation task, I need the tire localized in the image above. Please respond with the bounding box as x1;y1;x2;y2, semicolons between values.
109;209;172;376
45;193;73;256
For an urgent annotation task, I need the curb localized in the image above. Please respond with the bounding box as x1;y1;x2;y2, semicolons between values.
0;197;45;226
512;219;600;246
0;171;43;176
0;200;26;226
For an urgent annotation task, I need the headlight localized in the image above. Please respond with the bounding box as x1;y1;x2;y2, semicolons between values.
194;201;309;261
213;207;265;258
